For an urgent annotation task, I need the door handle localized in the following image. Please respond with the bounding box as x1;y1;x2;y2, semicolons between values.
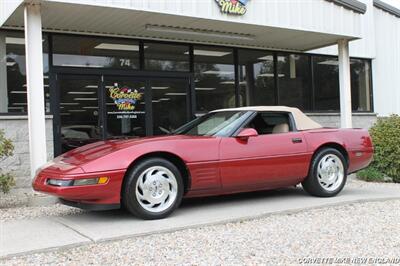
292;138;302;143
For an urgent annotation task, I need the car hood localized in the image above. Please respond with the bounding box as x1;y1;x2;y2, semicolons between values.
53;135;208;170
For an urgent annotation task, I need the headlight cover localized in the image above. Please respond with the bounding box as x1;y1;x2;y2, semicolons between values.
73;178;99;186
47;179;74;187
47;177;109;187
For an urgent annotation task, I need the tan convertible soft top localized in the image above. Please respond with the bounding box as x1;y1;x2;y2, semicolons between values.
212;106;322;131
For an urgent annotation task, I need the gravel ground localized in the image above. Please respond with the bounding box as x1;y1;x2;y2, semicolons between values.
0;188;85;222
1;200;399;266
0;188;38;209
1;179;400;266
0;204;85;222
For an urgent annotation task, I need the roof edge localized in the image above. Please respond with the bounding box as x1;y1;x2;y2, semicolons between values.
373;0;400;18
327;0;367;14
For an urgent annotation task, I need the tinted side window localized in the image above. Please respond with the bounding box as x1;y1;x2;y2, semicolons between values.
246;112;291;135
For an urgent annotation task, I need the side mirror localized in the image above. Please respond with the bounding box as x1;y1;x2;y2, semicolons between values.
236;128;258;140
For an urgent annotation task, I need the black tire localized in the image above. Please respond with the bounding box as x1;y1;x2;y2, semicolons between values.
302;148;347;197
122;157;184;220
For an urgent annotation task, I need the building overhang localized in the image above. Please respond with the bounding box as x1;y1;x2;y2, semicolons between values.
1;0;365;52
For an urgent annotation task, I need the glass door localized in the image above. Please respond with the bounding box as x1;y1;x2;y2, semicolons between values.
103;77;147;138
57;75;102;154
55;74;191;155
149;78;191;135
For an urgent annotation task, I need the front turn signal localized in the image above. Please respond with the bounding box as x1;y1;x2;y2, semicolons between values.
97;177;109;184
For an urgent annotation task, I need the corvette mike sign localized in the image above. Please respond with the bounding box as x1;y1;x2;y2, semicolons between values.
215;0;249;15
108;84;142;111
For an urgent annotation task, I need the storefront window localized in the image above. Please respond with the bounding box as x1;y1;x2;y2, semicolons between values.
144;42;189;72
52;35;139;69
151;79;189;135
351;59;372;111
194;46;235;114
277;54;311;110
238;50;275;106
0;31;49;114
312;56;372;112
312;56;340;111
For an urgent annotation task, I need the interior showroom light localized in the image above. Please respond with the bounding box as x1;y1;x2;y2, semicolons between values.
61;64;104;68
195;87;217;91
184;50;231;57
318;60;356;66
94;43;147;51
145;24;254;41
68;92;96;95
5;37;44;45
151;87;169;90
165;92;187;96
203;70;234;75
73;98;98;101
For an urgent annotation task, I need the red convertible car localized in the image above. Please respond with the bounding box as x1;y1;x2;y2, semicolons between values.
33;106;373;219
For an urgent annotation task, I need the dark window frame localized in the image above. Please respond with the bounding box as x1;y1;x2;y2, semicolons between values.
0;29;374;116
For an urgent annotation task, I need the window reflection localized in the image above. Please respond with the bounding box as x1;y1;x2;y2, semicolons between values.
59;77;101;153
238;50;275;106
351;59;371;111
277;54;311;110
151;79;188;135
0;31;49;114
312;56;372;112
313;56;340;111
194;46;235;114
144;43;189;71
53;35;139;69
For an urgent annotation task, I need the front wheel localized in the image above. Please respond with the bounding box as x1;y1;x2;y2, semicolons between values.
122;158;184;219
302;148;347;197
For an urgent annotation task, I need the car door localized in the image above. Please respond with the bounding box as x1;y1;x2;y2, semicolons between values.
219;112;311;190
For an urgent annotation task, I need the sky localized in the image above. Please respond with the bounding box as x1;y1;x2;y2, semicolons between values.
382;0;400;9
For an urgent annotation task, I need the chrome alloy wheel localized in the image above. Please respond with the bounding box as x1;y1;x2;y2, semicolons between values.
317;154;344;192
135;166;178;213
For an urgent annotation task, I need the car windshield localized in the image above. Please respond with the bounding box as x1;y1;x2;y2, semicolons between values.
174;111;252;137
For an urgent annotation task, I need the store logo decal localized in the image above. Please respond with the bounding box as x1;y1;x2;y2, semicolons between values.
109;83;142;111
215;0;249;15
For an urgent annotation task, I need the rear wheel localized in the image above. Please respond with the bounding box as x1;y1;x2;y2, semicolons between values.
302;148;347;197
122;158;184;219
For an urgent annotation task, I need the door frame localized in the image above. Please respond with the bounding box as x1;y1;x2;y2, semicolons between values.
51;67;194;156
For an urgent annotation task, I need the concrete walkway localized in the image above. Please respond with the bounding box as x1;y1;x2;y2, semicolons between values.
1;183;400;258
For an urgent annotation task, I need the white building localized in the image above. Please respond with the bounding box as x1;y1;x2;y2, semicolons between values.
0;0;399;188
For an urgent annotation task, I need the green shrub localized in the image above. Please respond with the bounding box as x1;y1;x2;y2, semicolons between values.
357;167;386;182
0;129;15;193
368;115;400;183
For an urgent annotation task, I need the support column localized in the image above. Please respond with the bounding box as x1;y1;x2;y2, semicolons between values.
24;3;47;178
338;39;352;128
0;32;8;113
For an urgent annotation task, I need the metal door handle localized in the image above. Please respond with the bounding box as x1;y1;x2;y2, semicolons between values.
292;138;302;143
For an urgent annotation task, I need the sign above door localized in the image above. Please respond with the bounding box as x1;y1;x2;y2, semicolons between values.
215;0;250;16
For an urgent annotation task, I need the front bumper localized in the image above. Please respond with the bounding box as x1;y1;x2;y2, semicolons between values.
33;170;126;205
